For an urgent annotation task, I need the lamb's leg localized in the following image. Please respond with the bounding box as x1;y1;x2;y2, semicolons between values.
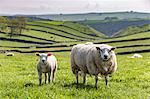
51;69;55;83
95;74;98;89
45;73;47;84
38;72;42;86
105;75;109;86
48;72;51;84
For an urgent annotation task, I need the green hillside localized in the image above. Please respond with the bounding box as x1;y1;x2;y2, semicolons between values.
79;19;150;36
0;20;105;45
0;19;150;55
113;24;150;37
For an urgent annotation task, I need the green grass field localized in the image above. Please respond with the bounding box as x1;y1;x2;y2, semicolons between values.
0;52;150;98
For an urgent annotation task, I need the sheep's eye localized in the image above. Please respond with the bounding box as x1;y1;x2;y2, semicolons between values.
98;50;101;54
100;49;103;52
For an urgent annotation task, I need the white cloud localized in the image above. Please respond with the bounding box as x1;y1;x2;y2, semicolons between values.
0;0;149;14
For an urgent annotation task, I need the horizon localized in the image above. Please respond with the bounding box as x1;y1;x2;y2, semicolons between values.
0;11;150;16
0;0;150;15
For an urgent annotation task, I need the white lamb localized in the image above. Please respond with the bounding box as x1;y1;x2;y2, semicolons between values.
71;43;117;88
36;53;57;86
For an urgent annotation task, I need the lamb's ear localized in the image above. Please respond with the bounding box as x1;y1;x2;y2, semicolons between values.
111;47;116;51
96;47;101;50
36;53;40;56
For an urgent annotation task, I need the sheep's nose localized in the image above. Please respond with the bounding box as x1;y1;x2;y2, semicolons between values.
104;55;108;59
42;60;45;63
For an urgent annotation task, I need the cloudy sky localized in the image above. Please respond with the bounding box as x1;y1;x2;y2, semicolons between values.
0;0;150;15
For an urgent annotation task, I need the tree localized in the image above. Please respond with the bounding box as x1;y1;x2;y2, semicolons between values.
8;16;27;38
104;17;118;20
0;16;8;32
16;17;27;35
8;18;18;38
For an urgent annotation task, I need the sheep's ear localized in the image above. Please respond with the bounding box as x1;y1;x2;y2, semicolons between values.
96;47;101;50
111;47;116;51
47;53;52;56
36;53;40;56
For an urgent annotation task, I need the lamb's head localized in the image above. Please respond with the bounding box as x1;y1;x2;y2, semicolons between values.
36;53;52;64
96;45;116;61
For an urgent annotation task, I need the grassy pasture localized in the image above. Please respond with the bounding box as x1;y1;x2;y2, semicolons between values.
0;52;150;98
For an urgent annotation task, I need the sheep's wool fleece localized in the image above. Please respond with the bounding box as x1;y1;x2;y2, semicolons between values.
71;44;117;75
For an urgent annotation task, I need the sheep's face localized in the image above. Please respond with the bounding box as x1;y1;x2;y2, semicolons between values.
96;46;115;61
36;53;52;64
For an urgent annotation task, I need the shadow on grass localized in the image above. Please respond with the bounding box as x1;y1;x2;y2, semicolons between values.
24;82;56;88
63;82;96;89
24;82;35;87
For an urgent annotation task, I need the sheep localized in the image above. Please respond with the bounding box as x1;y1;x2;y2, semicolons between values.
85;42;93;45
71;43;117;88
36;53;57;86
6;52;14;56
129;54;143;58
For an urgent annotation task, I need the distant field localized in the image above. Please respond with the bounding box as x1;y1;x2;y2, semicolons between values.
32;12;150;21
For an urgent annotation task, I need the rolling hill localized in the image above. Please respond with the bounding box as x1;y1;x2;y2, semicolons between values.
0;20;105;48
113;24;150;37
27;12;150;21
5;12;150;37
0;16;150;55
0;18;150;55
79;19;150;36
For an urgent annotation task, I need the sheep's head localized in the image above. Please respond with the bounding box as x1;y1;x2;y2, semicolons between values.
96;45;115;61
36;53;52;64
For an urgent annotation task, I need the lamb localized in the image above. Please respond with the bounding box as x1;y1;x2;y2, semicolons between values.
36;53;57;86
71;43;117;88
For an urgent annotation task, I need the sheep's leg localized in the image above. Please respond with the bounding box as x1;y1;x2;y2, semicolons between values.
82;73;86;84
48;72;51;84
105;75;109;86
95;74;98;89
76;70;79;85
38;72;42;86
45;73;47;84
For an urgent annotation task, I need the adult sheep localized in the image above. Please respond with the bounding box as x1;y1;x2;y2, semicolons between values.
71;43;117;88
36;53;57;86
6;52;14;56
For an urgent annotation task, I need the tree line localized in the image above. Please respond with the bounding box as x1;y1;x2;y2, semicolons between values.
0;16;27;38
